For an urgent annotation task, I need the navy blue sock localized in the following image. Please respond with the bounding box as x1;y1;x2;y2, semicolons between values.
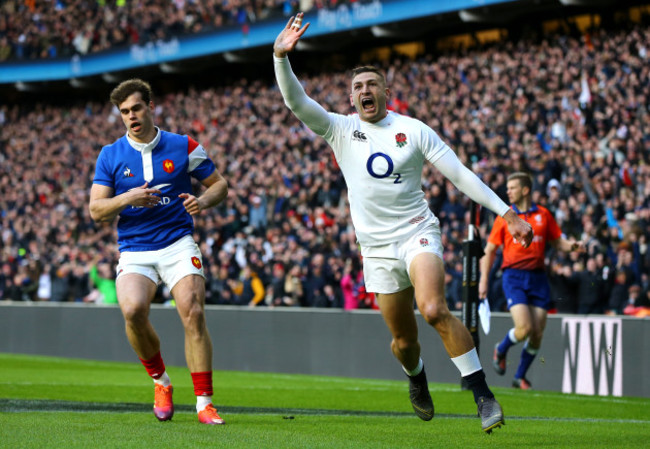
497;329;518;355
514;344;537;380
463;370;494;403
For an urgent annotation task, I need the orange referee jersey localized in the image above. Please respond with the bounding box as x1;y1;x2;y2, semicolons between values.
488;204;562;271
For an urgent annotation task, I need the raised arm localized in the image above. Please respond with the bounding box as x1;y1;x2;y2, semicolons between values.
273;13;331;136
433;150;533;247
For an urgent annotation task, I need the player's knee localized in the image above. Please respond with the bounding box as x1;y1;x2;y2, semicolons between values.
181;301;206;332
420;301;450;327
121;302;148;325
515;323;532;340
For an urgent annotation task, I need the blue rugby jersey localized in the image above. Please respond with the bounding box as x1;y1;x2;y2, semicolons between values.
93;129;216;252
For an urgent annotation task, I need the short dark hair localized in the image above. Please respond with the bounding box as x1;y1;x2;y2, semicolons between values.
351;66;386;84
109;78;153;107
507;172;533;191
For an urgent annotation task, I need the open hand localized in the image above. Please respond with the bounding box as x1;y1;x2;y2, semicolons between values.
273;12;310;58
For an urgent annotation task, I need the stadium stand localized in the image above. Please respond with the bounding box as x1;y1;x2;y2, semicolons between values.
0;0;362;61
0;2;648;316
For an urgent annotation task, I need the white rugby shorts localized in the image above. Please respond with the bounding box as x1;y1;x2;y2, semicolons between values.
116;235;205;291
361;224;443;294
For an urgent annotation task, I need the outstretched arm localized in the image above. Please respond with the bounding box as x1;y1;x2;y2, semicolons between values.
273;13;331;136
549;236;586;253
433;150;533;248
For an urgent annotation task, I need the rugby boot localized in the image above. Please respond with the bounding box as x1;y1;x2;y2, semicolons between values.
153;384;174;421
512;377;532;390
493;343;506;375
407;368;434;421
477;396;505;434
198;404;226;425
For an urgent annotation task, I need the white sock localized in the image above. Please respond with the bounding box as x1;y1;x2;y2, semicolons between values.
153;371;171;388
402;358;424;377
524;342;539;355
508;328;520;343
196;395;212;413
450;348;482;377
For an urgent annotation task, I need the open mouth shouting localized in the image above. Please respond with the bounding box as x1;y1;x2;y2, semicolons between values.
360;96;376;114
130;121;142;133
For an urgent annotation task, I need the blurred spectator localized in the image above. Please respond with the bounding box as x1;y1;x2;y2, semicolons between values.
85;260;118;304
572;258;609;314
230;265;265;306
265;262;291;307
444;260;463;312
304;253;334;307
283;263;305;306
36;263;52;301
549;260;577;314
70;262;91;303
340;257;361;310
50;263;73;302
606;270;630;315
622;284;650;317
312;284;341;308
248;194;268;232
206;264;235;305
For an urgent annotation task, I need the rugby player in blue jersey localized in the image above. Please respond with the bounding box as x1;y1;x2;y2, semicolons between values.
89;79;228;425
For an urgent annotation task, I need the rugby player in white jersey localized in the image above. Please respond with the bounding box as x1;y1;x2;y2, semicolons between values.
273;13;533;433
89;79;228;425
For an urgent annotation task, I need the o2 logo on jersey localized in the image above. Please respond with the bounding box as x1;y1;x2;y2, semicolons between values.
163;159;175;173
366;153;402;184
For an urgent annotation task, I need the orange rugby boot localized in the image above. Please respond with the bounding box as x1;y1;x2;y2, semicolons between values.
198;404;226;425
153;384;174;421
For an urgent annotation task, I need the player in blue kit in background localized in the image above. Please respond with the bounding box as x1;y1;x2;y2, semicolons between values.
89;79;228;425
274;14;533;433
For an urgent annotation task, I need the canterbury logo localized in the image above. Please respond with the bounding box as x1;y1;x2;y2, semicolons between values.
409;216;425;224
353;130;367;142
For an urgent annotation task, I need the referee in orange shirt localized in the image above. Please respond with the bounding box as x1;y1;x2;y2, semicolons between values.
479;172;585;389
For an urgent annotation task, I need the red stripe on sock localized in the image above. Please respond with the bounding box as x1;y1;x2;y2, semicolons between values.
139;351;166;380
191;371;213;396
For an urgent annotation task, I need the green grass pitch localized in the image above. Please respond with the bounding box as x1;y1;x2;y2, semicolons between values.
1;353;648;448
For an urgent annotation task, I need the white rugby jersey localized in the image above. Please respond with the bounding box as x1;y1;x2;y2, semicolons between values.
274;55;509;248
323;111;447;246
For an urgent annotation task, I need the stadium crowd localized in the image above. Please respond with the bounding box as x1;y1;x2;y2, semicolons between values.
0;22;649;316
0;0;362;61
